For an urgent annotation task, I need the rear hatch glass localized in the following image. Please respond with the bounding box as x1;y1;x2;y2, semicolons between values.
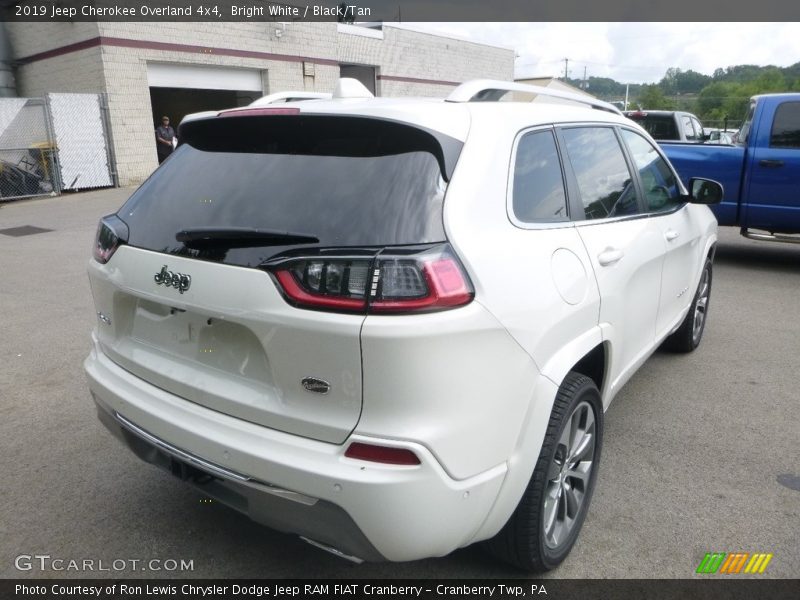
118;115;463;267
626;113;679;141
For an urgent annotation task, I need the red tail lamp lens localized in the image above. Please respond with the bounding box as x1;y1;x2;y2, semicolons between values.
345;442;421;466
269;245;474;314
93;215;128;264
370;257;473;312
274;269;367;311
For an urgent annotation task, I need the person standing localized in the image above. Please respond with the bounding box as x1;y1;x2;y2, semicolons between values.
155;116;176;164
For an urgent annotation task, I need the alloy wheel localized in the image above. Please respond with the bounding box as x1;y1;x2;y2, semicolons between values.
543;400;597;549
692;267;710;345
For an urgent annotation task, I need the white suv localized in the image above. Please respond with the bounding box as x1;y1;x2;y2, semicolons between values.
85;79;721;570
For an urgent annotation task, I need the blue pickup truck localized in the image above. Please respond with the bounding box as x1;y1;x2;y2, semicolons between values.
659;93;800;243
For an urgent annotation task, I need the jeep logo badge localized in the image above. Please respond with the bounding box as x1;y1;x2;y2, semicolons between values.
301;377;330;395
154;265;192;294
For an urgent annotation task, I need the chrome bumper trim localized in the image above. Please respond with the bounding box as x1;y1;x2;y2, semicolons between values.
114;411;319;507
300;537;364;564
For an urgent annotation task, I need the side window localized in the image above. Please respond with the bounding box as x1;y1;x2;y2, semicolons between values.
738;101;756;145
511;129;568;222
691;117;704;140
682;116;697;141
770;102;800;148
621;129;683;213
561;127;640;221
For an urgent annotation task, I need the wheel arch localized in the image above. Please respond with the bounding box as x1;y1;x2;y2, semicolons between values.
471;333;608;544
569;342;607;399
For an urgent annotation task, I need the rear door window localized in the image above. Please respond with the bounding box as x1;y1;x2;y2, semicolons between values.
770;102;800;148
118;116;462;267
626;114;679;140
561;127;641;220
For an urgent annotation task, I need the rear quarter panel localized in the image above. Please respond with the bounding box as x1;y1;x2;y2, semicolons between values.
429;108;603;473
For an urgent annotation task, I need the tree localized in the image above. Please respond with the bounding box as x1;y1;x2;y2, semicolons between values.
696;81;750;126
676;70;712;94
636;85;676;110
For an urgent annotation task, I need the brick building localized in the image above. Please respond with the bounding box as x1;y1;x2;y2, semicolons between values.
6;22;514;187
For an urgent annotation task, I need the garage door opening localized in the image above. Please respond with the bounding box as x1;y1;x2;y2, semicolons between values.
340;64;376;95
149;87;258;131
147;63;265;144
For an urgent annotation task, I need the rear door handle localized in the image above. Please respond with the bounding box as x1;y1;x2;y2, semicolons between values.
597;248;624;266
759;159;784;168
665;229;680;242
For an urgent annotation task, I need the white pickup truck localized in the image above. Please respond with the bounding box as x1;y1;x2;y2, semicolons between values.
624;109;707;142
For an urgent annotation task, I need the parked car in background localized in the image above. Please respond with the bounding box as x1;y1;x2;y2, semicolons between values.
624;110;707;142
85;79;721;572
661;93;800;242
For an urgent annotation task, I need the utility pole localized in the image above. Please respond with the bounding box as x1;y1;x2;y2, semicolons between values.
563;58;569;81
582;66;587;90
624;84;629;111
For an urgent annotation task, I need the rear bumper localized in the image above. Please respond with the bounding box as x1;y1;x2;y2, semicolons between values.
95;405;383;562
85;335;506;562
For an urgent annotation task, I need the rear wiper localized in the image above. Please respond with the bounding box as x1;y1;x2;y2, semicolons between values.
176;227;319;248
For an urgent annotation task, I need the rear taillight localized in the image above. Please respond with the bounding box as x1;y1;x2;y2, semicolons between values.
345;442;421;466
267;244;474;314
92;215;129;264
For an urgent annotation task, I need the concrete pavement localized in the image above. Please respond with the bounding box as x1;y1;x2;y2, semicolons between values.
0;188;797;578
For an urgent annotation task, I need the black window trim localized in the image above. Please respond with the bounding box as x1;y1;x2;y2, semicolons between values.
505;121;690;230
557;123;651;226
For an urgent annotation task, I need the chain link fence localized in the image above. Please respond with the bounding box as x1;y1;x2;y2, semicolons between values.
0;97;59;201
49;93;115;191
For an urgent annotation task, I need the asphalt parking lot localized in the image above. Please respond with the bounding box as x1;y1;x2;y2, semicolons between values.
1;188;798;579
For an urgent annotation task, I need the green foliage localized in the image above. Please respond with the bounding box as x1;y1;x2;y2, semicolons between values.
636;85;676;110
590;62;800;125
697;81;750;124
658;68;712;94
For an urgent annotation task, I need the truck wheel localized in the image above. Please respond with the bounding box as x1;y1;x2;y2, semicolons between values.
663;259;712;353
486;372;603;571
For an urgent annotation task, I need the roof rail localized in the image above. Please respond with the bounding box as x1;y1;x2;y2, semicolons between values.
445;79;622;115
250;91;332;106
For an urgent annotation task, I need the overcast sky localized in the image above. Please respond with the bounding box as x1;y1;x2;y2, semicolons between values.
410;23;800;84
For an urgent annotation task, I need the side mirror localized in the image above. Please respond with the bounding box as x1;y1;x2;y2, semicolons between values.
688;177;723;205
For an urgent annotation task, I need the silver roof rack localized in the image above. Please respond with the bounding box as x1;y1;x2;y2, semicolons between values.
445;79;622;115
250;91;332;106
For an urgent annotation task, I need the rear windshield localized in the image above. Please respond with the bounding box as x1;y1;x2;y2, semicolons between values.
626;114;679;141
118;115;462;267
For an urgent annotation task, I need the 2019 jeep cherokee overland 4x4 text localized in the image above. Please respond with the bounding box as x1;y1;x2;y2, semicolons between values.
85;79;721;570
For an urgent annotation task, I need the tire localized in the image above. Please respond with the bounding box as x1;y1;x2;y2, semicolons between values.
486;372;603;571
662;258;712;353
